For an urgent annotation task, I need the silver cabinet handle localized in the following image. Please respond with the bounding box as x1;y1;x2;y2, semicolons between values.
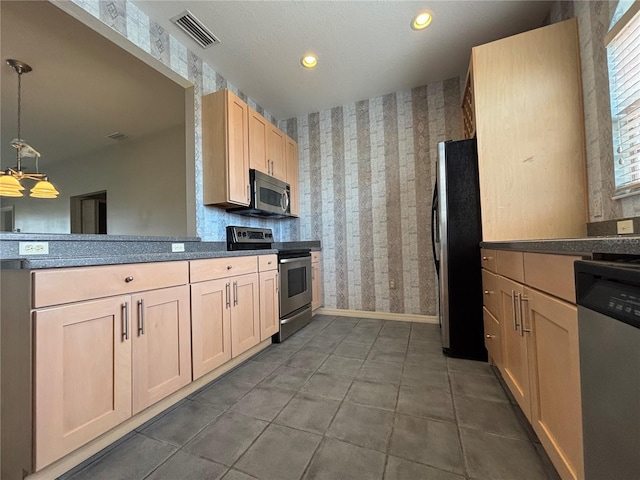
138;298;145;335
227;265;233;270
247;185;250;203
520;295;531;335
515;293;522;335
233;281;238;306
511;290;519;331
312;267;315;280
484;290;492;295
125;276;134;283
122;302;129;340
226;282;231;309
276;273;279;292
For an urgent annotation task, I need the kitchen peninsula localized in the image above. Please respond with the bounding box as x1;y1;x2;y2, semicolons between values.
0;233;320;479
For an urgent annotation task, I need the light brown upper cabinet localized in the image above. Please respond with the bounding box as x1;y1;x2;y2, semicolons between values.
248;108;269;175
248;107;287;182
467;18;588;241
286;135;300;216
268;124;286;181
202;89;250;207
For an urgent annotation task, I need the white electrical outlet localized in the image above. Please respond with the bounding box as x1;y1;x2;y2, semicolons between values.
19;242;49;255
617;219;634;235
171;243;185;252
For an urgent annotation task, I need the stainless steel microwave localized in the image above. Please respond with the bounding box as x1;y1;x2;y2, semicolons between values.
230;169;291;218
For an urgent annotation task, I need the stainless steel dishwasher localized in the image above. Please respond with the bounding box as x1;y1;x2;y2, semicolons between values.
575;260;640;480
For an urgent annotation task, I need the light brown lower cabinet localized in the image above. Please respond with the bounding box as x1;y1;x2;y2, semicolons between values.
481;249;584;480
190;257;261;380
33;284;191;470
190;278;232;380
311;252;323;313
259;256;279;341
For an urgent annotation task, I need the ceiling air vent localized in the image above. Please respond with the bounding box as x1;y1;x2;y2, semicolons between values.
171;10;220;49
107;132;128;141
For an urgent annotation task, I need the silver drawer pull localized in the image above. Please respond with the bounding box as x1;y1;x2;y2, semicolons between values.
138;299;145;335
268;261;272;265
227;265;232;270
125;276;134;282
122;302;129;340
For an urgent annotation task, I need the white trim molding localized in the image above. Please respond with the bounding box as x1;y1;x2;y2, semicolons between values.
317;307;438;324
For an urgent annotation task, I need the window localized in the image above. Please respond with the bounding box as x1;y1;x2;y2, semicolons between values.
607;3;640;199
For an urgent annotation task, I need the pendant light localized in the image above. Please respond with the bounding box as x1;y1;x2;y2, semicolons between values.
1;59;59;198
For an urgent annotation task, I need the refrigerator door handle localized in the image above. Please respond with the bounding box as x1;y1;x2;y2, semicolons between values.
431;181;440;276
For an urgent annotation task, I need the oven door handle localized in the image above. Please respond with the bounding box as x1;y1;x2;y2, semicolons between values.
279;258;309;264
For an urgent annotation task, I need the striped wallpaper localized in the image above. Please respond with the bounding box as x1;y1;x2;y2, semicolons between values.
282;79;462;316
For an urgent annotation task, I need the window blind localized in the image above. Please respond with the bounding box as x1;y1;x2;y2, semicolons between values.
609;9;640;199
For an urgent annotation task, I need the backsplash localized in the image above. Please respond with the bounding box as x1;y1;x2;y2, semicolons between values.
282;79;462;316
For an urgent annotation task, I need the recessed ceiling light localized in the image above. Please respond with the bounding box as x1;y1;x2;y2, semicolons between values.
411;11;432;30
301;54;318;68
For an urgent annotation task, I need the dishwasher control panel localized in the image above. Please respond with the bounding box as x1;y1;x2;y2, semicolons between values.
576;260;640;329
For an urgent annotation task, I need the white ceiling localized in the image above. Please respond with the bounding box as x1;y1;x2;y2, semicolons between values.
0;1;185;168
0;0;553;169
138;0;553;119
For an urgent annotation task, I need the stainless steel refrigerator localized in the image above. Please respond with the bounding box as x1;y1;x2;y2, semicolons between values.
431;139;486;360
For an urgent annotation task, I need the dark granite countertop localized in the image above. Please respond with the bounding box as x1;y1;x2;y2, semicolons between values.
0;233;321;269
480;235;640;256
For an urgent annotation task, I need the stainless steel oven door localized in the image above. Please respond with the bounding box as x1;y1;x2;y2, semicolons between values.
279;256;312;318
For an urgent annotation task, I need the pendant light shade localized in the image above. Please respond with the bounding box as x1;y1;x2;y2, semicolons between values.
1;59;59;199
30;180;60;198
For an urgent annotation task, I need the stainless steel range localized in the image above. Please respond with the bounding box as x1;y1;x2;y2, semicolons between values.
227;226;312;342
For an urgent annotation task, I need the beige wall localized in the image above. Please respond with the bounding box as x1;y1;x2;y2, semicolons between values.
2;125;187;236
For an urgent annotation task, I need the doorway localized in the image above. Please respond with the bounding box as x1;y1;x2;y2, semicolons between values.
70;191;107;234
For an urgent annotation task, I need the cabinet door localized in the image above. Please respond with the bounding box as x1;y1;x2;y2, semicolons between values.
202;89;249;207
312;255;323;312
286;136;300;216
191;279;232;380
226;91;250;205
132;285;191;414
249;108;269;174
33;296;132;470
496;275;530;420
230;273;261;357
269;125;286;181
259;270;279;341
525;287;583;480
473;18;587;241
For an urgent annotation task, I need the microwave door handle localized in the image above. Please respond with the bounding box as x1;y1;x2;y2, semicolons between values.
282;189;290;213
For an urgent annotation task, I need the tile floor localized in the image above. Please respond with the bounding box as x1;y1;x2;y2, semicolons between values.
59;315;561;480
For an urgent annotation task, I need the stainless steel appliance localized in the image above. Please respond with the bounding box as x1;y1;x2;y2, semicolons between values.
229;169;291;218
226;226;312;343
431;139;486;360
575;260;640;480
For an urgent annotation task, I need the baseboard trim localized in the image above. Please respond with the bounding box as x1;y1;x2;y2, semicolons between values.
317;307;438;324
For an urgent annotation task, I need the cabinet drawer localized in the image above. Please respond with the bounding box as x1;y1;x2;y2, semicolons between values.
482;269;499;318
32;261;188;308
190;256;257;283
496;250;524;283
312;251;321;263
483;307;501;367
524;252;581;303
258;254;278;272
480;249;497;273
